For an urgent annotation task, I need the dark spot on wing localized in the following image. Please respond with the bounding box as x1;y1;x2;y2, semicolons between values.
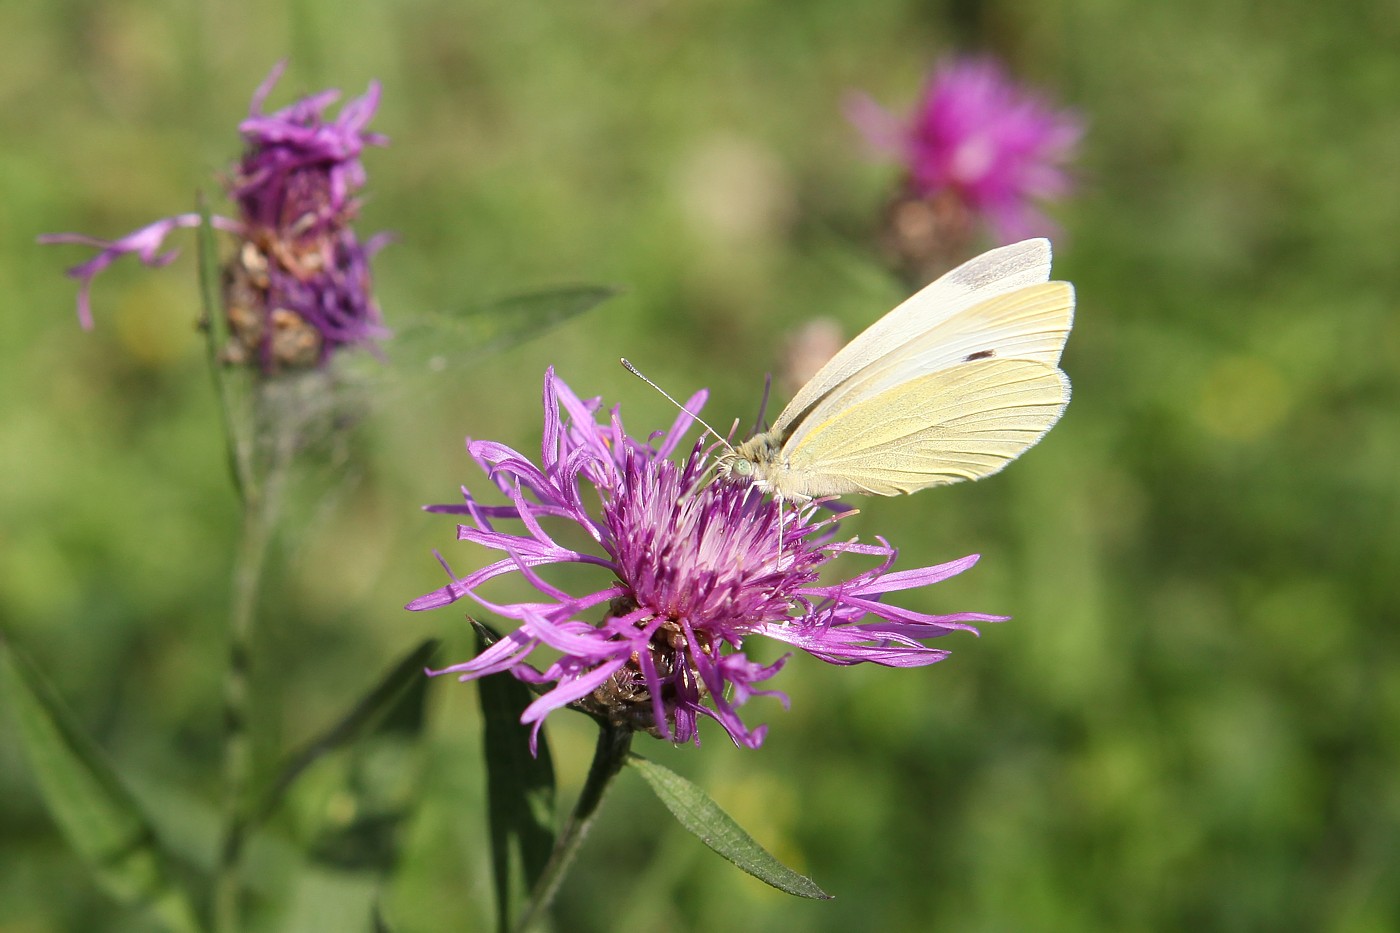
965;349;995;361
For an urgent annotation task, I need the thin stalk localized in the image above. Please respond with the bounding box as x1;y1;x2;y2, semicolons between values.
512;723;633;933
197;198;259;933
193;195;253;503
210;388;292;933
212;491;272;933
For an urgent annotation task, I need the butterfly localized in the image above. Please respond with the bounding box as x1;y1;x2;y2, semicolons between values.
712;237;1073;501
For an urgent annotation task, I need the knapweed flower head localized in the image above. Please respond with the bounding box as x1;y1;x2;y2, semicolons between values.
41;61;389;372
408;369;1004;750
848;55;1083;254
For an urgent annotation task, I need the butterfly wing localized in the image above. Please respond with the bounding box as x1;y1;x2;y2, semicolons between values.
783;280;1074;445
773;237;1056;431
776;358;1071;497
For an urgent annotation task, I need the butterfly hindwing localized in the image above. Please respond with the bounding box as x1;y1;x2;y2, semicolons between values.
779;358;1071;497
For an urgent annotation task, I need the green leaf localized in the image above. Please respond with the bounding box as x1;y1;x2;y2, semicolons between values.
194;192;230;359
387;285;618;376
472;619;556;933
193;193;257;503
254;639;440;830
263;639;436;904
628;755;833;900
0;634;203;932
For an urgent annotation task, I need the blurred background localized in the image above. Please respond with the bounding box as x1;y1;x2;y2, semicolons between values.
3;1;1399;930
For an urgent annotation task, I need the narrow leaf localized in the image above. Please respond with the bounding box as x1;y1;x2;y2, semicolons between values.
0;634;203;932
276;640;437;889
194;192;230;358
628;755;832;900
473;619;556;933
253;639;440;827
389;285;617;375
193;194;256;503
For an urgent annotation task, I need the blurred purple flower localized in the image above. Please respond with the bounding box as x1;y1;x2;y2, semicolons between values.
41;61;389;371
848;56;1083;243
408;369;1002;751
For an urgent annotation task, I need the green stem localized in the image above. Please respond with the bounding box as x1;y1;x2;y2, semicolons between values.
211;382;294;933
212;487;275;933
197;196;276;933
193;196;253;505
512;723;633;933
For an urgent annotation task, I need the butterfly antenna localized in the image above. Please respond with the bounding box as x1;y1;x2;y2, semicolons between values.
620;358;736;454
751;372;773;435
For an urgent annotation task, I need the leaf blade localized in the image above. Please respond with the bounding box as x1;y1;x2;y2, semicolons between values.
473;619;557;933
628;755;832;900
388;285;618;376
253;638;440;827
0;634;203;932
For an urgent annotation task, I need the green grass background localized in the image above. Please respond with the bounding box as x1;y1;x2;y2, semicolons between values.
3;0;1398;930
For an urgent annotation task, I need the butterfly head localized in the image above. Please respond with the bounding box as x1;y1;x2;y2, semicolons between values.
715;432;783;491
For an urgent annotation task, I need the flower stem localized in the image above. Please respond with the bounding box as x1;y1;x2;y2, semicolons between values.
212;485;276;933
513;722;633;933
210;380;293;933
199;195;281;933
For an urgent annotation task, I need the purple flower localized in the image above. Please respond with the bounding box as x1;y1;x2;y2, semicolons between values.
408;369;1004;750
848;56;1083;244
41;61;389;371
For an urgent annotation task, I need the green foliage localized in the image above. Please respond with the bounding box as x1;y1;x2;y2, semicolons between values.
630;755;830;900
472;620;556;933
387;285;620;380
253;639;439;834
4;1;1399;931
0;634;202;933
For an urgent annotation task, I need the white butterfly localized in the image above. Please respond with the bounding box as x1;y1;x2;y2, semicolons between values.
714;238;1073;500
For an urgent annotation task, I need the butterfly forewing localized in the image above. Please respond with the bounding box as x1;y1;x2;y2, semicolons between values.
779;358;1071;497
775;238;1054;428
778;280;1074;445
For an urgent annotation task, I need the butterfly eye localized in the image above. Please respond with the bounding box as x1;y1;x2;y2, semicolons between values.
733;459;754;477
